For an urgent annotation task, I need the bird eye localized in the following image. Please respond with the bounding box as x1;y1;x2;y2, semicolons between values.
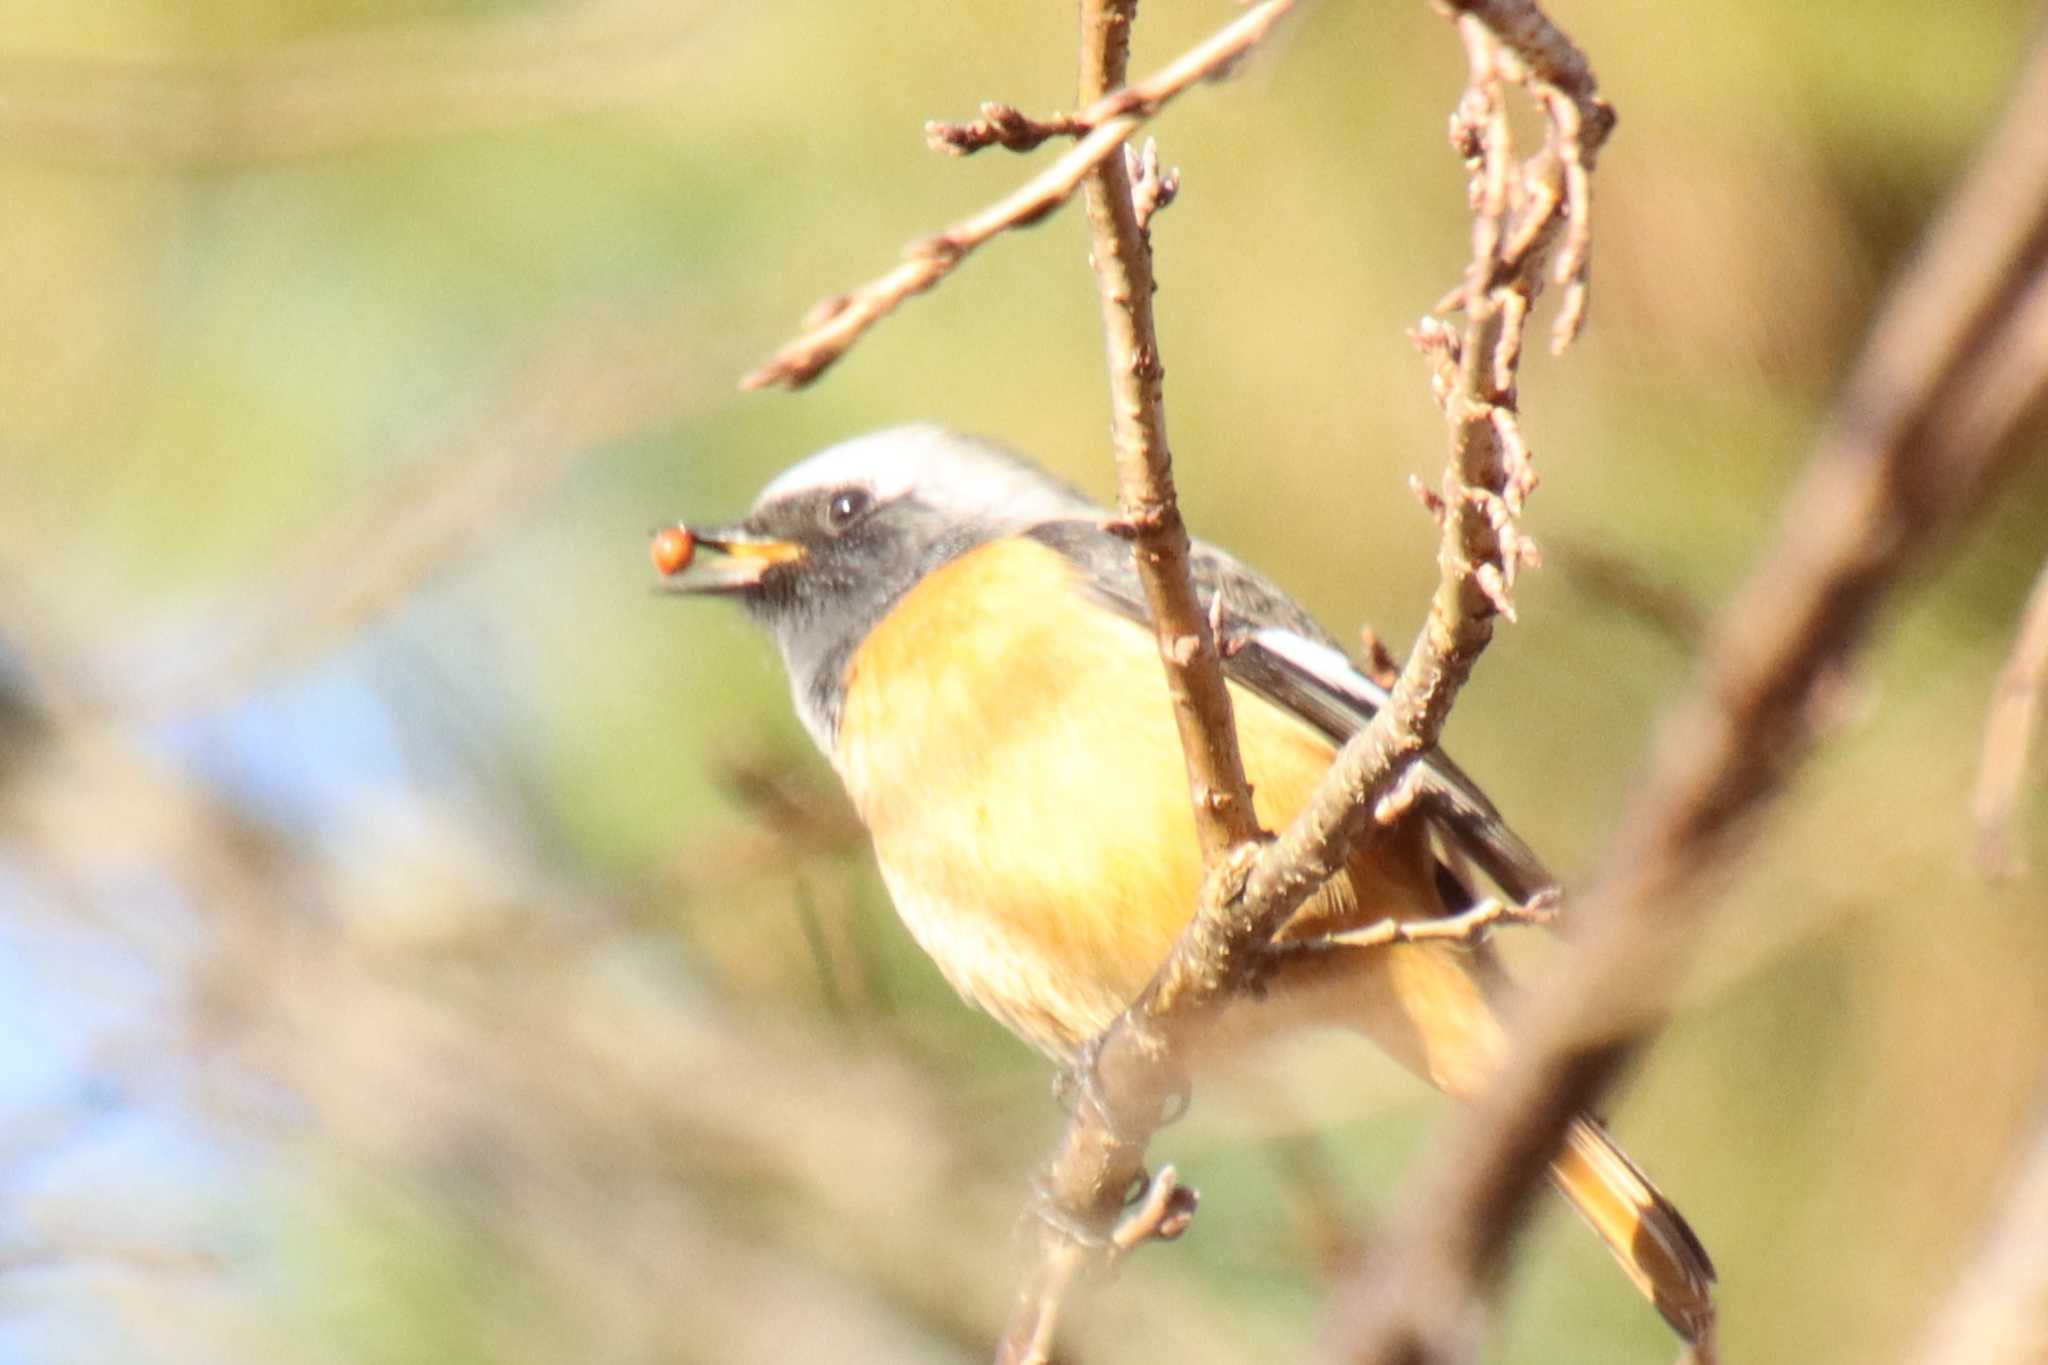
824;487;871;530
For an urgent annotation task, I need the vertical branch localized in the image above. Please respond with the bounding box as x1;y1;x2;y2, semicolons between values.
1078;0;1264;863
994;10;1273;1361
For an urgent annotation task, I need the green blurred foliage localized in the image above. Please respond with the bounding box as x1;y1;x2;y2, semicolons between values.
3;1;2047;1363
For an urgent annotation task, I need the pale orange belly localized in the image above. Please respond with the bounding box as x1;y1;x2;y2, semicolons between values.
831;536;1480;1065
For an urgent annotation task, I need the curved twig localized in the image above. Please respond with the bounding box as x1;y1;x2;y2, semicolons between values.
739;0;1297;391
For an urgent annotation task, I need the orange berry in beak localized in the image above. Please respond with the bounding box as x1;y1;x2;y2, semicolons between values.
651;525;695;576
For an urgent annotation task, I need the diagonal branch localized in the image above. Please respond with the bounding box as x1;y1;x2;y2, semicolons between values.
738;0;1296;391
1331;20;2048;1364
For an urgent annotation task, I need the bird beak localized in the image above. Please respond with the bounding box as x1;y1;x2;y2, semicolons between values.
652;524;807;595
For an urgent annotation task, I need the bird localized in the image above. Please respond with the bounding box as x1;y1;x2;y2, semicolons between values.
654;423;1716;1345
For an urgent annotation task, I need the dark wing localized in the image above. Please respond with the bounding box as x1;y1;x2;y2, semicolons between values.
1027;519;1555;905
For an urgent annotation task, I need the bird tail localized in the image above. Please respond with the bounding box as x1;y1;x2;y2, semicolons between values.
1549;1116;1719;1352
1284;857;1720;1349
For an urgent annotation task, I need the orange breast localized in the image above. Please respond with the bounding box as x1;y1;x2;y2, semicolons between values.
834;536;1490;1074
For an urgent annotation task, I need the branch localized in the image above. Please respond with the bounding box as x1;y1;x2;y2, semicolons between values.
1973;557;2048;878
926;103;1089;157
1000;2;1612;1358
994;6;1267;1354
1149;0;1607;1055
1323;892;1558;950
1080;0;1263;867
1434;0;1617;352
1125;139;1181;231
923;0;1291;159
1332;20;2048;1363
1258;894;1561;987
738;0;1296;391
1000;1164;1200;1365
1001;894;1547;1365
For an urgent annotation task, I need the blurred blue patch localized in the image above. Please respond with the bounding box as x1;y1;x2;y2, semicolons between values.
0;655;420;1362
148;656;413;840
0;873;155;1150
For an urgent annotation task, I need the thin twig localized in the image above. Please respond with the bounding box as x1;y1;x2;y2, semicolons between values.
1549;535;1708;652
739;0;1297;391
927;102;1090;157
1356;626;1403;689
1126;140;1181;232
1259;894;1559;984
1973;557;2048;878
1080;0;1264;868
1324;893;1558;950
1001;0;1610;1357
1000;1164;1199;1365
1331;20;2048;1363
1435;0;1616;352
1111;1164;1200;1252
923;4;1283;161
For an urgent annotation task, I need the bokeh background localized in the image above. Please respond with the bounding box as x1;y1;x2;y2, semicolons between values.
4;1;2047;1362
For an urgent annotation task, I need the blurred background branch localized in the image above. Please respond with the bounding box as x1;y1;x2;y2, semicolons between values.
1335;17;2048;1362
1974;557;2048;877
0;0;726;167
123;305;723;721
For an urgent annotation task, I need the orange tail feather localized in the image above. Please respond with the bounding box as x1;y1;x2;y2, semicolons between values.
1549;1116;1718;1351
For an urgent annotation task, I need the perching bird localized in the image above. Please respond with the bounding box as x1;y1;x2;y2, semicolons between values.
655;424;1715;1344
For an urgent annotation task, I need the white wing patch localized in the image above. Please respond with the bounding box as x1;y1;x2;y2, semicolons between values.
1249;626;1392;714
